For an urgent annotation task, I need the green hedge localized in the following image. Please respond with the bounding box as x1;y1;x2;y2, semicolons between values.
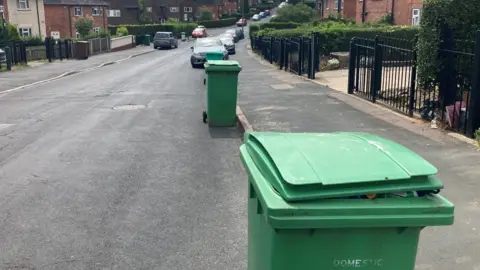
256;26;419;55
249;22;302;36
109;23;197;38
197;17;237;28
417;0;480;81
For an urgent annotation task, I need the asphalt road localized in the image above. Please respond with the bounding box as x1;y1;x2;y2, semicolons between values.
0;26;254;269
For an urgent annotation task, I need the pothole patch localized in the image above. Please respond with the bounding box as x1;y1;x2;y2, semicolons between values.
112;104;146;111
270;84;294;90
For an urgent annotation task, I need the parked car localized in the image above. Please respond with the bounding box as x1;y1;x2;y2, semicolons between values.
0;49;6;63
265;10;271;16
252;14;260;21
259;12;265;18
226;29;239;43
192;27;208;38
236;18;248;26
236;28;245;40
219;35;236;54
190;37;228;68
153;32;178;49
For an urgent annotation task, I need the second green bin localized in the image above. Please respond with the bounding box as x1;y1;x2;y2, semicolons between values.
240;132;454;270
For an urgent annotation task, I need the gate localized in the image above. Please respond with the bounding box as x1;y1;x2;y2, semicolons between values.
348;38;378;102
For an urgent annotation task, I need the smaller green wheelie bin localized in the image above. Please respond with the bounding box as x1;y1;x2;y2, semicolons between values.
203;60;241;127
240;132;454;270
144;34;151;46
204;51;225;85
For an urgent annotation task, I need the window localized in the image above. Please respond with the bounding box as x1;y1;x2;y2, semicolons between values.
16;0;29;10
18;28;31;37
170;6;179;12
184;13;188;21
92;7;103;16
333;0;343;9
93;27;100;33
412;8;421;26
324;0;328;9
108;9;121;17
146;6;152;12
184;7;192;12
74;6;82;16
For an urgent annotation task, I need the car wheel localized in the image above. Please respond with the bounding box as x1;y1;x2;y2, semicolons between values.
154;46;158;49
191;62;196;68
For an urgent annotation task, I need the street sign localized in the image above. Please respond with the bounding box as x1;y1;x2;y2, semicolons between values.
0;6;5;12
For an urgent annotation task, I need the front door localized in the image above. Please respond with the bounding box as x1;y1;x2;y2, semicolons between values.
412;9;421;26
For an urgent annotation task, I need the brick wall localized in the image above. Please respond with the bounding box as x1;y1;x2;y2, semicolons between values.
197;5;221;19
222;0;238;15
319;0;356;20
44;5;108;38
355;0;421;25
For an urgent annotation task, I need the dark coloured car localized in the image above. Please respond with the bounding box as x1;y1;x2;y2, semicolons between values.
219;35;235;54
190;37;228;68
236;28;245;40
153;32;178;49
225;29;240;43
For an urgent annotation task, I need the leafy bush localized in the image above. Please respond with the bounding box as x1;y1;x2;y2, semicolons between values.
197;17;237;28
0;20;21;45
116;26;129;37
109;23;198;39
256;25;419;55
21;35;44;46
249;22;302;36
377;13;394;25
274;3;315;23
75;16;94;38
198;7;214;21
417;0;480;82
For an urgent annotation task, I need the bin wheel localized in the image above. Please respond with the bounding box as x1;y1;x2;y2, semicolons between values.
203;78;206;85
202;111;207;124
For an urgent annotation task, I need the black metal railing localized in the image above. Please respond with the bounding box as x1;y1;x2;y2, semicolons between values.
45;37;74;62
0;41;28;71
251;33;317;79
348;31;480;138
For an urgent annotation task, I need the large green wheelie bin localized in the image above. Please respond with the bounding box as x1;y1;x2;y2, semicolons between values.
203;60;241;127
239;132;454;270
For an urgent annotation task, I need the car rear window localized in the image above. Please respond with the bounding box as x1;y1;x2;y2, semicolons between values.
193;28;203;32
196;38;222;47
155;33;170;38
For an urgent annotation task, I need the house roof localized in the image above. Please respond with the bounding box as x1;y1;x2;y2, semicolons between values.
44;0;110;6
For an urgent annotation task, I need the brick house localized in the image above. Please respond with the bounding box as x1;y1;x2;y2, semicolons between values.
316;0;422;25
0;0;9;22
316;0;356;20
107;0;139;25
4;0;47;37
142;0;196;23
44;0;109;38
355;0;422;25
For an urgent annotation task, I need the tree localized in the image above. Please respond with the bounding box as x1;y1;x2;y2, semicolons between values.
274;3;315;23
0;19;21;45
198;7;213;21
74;16;93;38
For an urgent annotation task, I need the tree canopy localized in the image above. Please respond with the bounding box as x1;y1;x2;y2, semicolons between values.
274;4;316;23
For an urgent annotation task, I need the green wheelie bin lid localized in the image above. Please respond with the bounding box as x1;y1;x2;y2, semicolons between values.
205;60;242;73
205;51;224;61
240;132;454;228
242;132;443;202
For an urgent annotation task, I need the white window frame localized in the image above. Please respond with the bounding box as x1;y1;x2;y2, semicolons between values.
92;7;103;16
184;7;192;12
324;0;328;9
108;9;121;17
74;6;82;16
146;6;152;12
184;13;188;21
412;8;421;26
16;0;29;10
18;28;31;37
333;0;343;9
170;6;179;12
93;27;100;33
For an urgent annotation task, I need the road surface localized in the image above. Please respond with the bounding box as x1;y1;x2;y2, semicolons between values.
0;26;253;270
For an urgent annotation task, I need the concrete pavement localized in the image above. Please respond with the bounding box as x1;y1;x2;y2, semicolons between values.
234;40;480;270
0;35;248;269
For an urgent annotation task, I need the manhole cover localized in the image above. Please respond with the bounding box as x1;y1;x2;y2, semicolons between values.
112;104;146;110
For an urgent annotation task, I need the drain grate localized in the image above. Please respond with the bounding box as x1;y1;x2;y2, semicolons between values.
112;104;146;110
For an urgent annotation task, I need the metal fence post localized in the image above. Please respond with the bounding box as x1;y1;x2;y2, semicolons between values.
466;30;480;137
438;25;456;106
371;36;383;102
347;38;356;94
5;46;11;71
308;32;315;79
408;46;418;117
59;40;63;61
284;39;289;71
299;37;303;75
269;37;273;64
313;32;320;72
22;42;27;65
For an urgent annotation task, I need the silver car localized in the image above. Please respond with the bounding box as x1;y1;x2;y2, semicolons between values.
0;49;6;63
219;35;235;54
190;37;228;68
153;32;178;49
